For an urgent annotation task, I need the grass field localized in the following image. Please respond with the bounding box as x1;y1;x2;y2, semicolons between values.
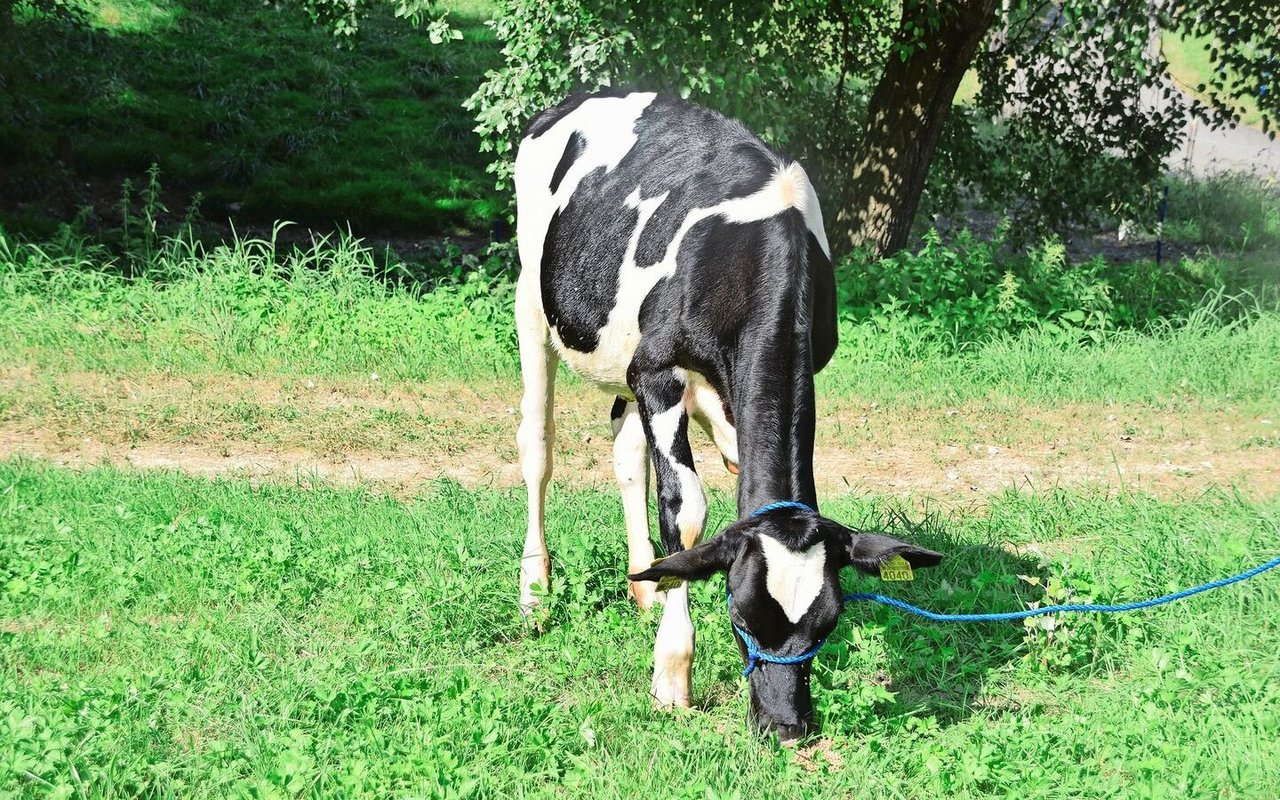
3;465;1279;797
2;227;1280;796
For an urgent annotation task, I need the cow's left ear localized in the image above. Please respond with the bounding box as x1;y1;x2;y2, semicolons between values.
628;524;753;587
823;521;943;575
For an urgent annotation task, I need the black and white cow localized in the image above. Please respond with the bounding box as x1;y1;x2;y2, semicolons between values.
514;91;941;741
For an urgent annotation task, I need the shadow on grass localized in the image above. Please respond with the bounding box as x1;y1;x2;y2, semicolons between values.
822;520;1048;732
1;0;502;237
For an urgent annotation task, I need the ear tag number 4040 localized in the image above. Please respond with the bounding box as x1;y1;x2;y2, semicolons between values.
879;555;915;582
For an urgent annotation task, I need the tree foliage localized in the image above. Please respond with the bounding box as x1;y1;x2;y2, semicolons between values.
463;0;1278;255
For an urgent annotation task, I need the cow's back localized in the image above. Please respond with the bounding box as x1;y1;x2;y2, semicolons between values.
514;92;831;392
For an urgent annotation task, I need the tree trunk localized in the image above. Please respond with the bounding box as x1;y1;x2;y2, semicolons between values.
835;0;999;257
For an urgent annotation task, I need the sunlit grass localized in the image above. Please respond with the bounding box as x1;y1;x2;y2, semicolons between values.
2;229;1277;409
1163;31;1267;130
2;461;1277;796
75;0;179;33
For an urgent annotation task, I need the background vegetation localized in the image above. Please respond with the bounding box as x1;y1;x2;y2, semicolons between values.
1;0;500;235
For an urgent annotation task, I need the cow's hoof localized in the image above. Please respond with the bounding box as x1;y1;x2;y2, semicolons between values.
651;656;693;709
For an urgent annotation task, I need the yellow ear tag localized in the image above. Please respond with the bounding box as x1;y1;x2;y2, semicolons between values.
645;556;686;592
655;575;686;592
879;554;915;582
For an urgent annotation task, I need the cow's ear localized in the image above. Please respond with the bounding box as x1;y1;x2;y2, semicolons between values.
628;524;753;589
824;521;943;575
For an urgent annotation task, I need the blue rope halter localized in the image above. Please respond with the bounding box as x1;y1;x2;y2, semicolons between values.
730;499;1280;676
731;500;821;676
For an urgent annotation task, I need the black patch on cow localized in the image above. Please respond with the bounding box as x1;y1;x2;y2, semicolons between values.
633;142;776;268
669;410;696;470
808;232;838;372
525;88;631;139
540;170;639;352
535;95;778;354
610;396;627;422
549;131;586;194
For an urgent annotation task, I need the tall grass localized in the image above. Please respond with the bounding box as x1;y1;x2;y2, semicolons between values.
1165;172;1280;260
0;227;516;379
826;290;1280;407
2;227;1278;406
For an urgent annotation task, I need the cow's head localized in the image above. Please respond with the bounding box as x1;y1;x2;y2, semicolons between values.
629;506;941;743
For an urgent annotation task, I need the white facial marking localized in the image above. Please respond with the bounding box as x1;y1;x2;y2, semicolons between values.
758;536;827;624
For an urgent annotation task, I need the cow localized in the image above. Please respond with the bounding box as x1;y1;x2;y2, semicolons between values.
513;90;942;742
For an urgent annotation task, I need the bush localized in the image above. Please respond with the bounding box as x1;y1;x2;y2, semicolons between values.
1164;172;1280;253
838;229;1226;349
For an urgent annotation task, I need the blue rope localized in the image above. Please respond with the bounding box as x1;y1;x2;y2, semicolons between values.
730;499;1279;673
843;554;1280;623
750;500;814;518
727;591;828;676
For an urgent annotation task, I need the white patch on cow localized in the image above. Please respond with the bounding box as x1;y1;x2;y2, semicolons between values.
612;400;658;609
758;536;827;624
796;166;831;260
652;582;693;708
514;92;658;298
515;96;828;394
551;163;816;390
552;189;670;392
685;371;737;470
649;373;707;548
514;276;557;616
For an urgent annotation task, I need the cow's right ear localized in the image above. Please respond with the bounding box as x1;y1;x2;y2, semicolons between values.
628;524;753;588
821;520;943;575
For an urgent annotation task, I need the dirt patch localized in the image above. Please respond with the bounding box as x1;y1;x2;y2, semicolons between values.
2;368;1278;500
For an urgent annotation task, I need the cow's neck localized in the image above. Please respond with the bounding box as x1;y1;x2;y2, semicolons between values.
731;324;819;517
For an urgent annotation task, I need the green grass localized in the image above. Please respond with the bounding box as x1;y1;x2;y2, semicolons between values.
824;297;1280;408
2;0;501;235
3;230;1277;410
0;229;517;381
2;461;1278;797
1164;173;1280;257
1162;32;1266;131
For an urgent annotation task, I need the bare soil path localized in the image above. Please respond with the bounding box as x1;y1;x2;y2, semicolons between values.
3;366;1277;502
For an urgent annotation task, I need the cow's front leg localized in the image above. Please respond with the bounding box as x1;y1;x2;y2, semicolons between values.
632;367;707;709
611;398;658;611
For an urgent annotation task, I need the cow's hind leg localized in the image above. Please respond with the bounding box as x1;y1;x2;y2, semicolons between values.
631;368;707;709
516;278;558;619
611;398;657;611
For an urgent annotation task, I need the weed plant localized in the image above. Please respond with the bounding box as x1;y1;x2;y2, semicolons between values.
1164;172;1280;255
839;228;1236;345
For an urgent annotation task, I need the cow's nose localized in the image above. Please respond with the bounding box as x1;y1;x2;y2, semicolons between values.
755;715;811;744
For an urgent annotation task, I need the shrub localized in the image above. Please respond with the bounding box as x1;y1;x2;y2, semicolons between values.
1164;172;1280;253
838;228;1225;349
